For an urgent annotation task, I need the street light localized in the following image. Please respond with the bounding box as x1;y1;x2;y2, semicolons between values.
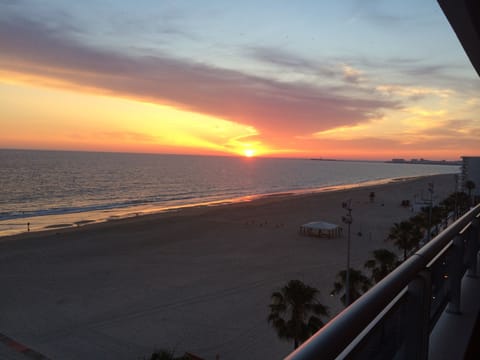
342;200;353;306
454;174;459;219
427;182;434;243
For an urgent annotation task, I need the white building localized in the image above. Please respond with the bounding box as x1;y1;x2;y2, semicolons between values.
461;156;480;197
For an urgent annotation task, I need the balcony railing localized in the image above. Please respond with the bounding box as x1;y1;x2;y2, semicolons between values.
286;203;480;360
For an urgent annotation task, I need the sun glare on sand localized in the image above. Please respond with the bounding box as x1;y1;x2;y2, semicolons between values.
244;149;255;157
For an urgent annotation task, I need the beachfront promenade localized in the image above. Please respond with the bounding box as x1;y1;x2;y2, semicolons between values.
0;174;464;359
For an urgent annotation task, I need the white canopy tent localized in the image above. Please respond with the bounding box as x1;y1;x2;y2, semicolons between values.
299;221;342;238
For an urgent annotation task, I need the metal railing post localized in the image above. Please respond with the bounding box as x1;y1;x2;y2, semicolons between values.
402;269;432;360
446;233;466;314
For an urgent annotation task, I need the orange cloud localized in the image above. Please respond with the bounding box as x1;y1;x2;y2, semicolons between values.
0;16;399;138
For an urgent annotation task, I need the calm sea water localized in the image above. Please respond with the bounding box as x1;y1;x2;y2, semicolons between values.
0;150;459;236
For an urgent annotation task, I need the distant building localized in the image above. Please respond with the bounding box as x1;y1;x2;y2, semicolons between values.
388;158;461;166
461;156;480;197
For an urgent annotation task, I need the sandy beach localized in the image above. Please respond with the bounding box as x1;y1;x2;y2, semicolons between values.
0;174;457;359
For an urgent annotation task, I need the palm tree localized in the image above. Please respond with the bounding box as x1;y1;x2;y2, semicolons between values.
465;180;476;206
268;279;329;349
439;191;470;218
386;220;423;261
420;205;444;234
433;205;446;231
331;268;371;306
456;191;471;214
409;213;427;232
364;249;399;284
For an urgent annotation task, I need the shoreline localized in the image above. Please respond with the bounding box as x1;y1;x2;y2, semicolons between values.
0;173;454;239
0;173;458;359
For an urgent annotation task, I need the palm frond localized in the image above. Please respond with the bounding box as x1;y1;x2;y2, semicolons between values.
268;279;329;348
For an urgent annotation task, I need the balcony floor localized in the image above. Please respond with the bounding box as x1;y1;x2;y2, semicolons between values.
429;272;480;359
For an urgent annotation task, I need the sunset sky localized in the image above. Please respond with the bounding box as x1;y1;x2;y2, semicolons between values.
1;0;479;160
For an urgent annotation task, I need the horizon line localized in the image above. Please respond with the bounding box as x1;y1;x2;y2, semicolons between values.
0;147;465;163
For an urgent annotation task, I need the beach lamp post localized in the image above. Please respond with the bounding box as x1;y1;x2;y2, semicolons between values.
454;174;459;219
342;200;353;306
427;183;434;243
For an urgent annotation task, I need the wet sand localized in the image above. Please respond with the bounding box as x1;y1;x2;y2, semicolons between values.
0;174;456;359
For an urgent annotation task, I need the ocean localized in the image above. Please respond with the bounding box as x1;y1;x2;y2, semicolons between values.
0;149;459;236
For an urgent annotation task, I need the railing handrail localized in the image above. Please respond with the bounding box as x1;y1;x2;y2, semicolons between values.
285;204;480;360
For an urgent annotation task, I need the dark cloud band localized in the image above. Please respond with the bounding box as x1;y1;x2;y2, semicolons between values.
0;16;399;135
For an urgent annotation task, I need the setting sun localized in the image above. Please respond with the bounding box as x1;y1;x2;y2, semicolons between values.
244;149;255;157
